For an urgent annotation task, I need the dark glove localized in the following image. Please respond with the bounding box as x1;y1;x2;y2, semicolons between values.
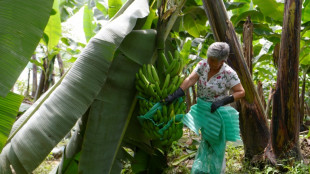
211;95;234;113
163;87;185;104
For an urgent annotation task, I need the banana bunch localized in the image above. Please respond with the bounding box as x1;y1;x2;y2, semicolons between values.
135;64;185;103
136;51;186;148
159;50;184;77
152;122;184;147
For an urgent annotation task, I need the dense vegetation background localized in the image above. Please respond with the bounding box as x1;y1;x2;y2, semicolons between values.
0;0;309;173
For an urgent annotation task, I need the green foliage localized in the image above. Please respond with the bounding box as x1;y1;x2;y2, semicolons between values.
0;0;54;97
59;0;85;22
3;0;310;173
231;10;264;26
231;0;251;15
83;5;97;42
225;2;247;11
302;0;310;23
183;6;208;38
108;0;122;18
226;144;244;173
0;1;151;173
0;92;23;152
131;148;167;174
252;0;284;22
45;0;62;52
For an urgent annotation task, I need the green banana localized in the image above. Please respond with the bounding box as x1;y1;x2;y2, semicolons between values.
161;73;170;90
174;101;181;114
147;64;155;83
178;57;184;74
151;65;160;82
165;84;174;96
170;61;181;77
162;88;168;99
166;59;177;74
176;75;184;87
169;109;175;119
136;56;188;147
153;131;161;139
147;84;156;97
162;105;168;118
154;82;162;97
174;50;179;60
163;130;168;140
170;76;179;86
139;69;150;86
167;51;174;63
167;126;172;138
135;84;144;93
168;103;174;117
168;84;177;94
153;113;158;122
161;139;169;146
142;64;148;77
156;109;163;122
175;128;183;140
160;52;169;69
159;116;164;123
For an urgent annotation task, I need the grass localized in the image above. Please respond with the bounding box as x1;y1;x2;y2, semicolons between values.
32;128;310;174
33;153;59;174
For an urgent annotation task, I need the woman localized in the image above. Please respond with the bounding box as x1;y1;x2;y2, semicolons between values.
164;42;245;174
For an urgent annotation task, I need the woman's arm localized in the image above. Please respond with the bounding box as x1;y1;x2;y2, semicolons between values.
231;83;245;101
210;83;245;113
180;71;200;91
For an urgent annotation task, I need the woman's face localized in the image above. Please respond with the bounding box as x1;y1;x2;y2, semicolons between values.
208;57;224;71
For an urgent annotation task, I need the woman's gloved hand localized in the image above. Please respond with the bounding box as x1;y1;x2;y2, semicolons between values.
162;87;185;104
211;95;234;113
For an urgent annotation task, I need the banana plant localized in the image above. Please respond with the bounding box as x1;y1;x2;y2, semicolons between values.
0;0;54;97
0;93;24;152
0;0;151;173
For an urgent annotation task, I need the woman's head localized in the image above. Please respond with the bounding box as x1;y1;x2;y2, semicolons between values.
207;42;230;61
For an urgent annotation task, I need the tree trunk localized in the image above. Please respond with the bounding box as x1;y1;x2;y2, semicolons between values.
243;16;253;76
32;55;37;98
24;68;31;97
44;58;56;92
266;86;275;119
57;53;65;77
35;58;47;101
271;0;302;160
202;0;270;162
273;43;280;69
299;69;307;131
257;81;266;110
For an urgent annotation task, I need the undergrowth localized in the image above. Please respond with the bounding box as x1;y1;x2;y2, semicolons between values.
32;129;310;174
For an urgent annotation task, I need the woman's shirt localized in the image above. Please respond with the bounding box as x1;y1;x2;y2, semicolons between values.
193;59;240;102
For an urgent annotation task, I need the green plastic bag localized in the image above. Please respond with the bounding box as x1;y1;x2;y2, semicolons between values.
182;98;240;174
137;98;184;144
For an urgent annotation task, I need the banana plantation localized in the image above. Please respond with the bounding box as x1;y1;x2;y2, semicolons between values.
1;0;310;173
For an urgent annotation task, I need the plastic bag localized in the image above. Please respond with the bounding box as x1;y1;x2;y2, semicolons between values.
182;98;240;174
137;98;184;146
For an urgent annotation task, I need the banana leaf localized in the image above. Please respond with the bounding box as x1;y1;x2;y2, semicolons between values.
0;0;150;172
78;29;156;174
44;0;62;52
0;92;23;152
0;0;54;97
83;4;96;42
54;111;89;174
